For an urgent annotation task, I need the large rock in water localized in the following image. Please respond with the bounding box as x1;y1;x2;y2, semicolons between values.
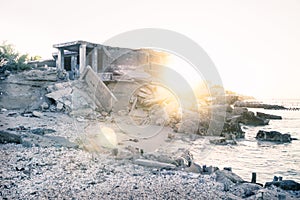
256;130;291;143
265;180;300;191
256;112;282;120
239;111;269;126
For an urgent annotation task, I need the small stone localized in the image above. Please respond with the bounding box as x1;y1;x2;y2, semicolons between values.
7;112;18;117
101;111;108;117
1;108;8;112
129;138;139;143
32;111;43;118
76;117;86;122
167;133;175;139
56;102;64;110
40;102;49;110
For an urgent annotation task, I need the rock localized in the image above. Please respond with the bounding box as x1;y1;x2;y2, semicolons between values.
30;128;56;135
256;130;291;143
1;108;8;112
232;107;248;115
265;180;300;191
32;111;43;118
56;102;64;111
216;169;245;184
7;126;28;131
202;165;219;174
234;101;287;110
134;159;176;169
239;111;269;126
222;121;245;138
256;112;282;120
0;130;22;144
230;183;262;198
7;112;18;117
184;162;202;173
209;137;237;145
22;134;78;148
224;167;232;172
40;102;49;110
101;111;109;117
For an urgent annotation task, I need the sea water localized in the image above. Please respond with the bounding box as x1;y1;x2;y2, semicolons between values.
193;100;300;184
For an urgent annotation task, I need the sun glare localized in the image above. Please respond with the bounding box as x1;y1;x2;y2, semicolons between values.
165;54;203;92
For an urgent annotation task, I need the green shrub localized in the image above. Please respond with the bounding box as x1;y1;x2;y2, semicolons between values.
0;41;32;72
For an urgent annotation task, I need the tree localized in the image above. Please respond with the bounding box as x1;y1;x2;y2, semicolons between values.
0;41;31;72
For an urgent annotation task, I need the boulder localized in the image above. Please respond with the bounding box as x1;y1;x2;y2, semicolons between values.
222;120;245;138
230;183;262;198
216;169;245;184
239;111;269;126
232;107;248;115
256;130;291;143
256;112;282;120
0;130;22;144
265;180;300;191
184;162;202;173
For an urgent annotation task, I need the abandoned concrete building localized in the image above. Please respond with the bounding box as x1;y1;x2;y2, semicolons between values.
51;40;168;80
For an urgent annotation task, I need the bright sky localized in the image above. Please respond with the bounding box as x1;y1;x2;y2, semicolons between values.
1;0;300;99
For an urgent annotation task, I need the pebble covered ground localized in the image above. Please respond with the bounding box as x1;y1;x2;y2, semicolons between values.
1;144;299;200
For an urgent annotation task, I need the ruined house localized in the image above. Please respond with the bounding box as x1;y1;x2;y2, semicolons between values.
52;40;167;80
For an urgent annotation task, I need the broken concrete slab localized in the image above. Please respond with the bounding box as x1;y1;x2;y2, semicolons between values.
80;66;117;112
134;159;176;169
46;87;72;101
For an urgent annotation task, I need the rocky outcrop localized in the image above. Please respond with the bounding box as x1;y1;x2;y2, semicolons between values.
238;111;269;126
256;130;291;143
265;177;300;191
216;169;245;184
256;112;282;120
229;183;262;198
234;101;287;110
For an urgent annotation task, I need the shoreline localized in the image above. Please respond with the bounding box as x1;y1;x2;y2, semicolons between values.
1;144;300;199
1;110;299;199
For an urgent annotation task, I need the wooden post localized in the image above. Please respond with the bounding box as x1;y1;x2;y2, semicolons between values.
251;172;257;183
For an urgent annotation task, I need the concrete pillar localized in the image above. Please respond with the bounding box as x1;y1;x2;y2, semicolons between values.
71;55;78;79
92;47;98;73
57;48;64;70
79;44;87;74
